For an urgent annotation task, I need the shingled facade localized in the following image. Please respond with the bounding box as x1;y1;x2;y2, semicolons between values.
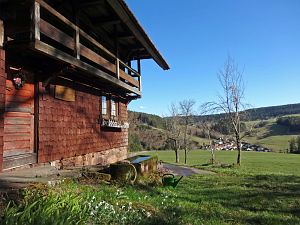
0;0;168;171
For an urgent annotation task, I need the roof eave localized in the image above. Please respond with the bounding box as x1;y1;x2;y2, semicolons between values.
106;0;170;70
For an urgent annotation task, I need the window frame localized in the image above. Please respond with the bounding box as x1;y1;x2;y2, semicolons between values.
101;95;107;117
111;97;118;119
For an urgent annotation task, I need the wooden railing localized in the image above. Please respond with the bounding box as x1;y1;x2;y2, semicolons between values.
31;0;141;91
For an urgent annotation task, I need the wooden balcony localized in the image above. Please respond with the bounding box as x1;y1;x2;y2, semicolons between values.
7;0;142;96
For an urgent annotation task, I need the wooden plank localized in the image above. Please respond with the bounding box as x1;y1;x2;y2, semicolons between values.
80;45;138;88
4;134;31;142
3;149;32;157
34;81;39;154
6;94;33;103
6;90;34;98
30;114;34;151
4;125;31;133
55;85;75;102
79;29;115;59
119;60;140;77
37;0;115;59
80;44;115;73
4;117;31;125
119;70;139;88
5;101;33;108
4;112;33;118
36;0;76;30
3;153;37;169
4;141;30;150
5;107;32;113
33;40;141;96
40;19;74;50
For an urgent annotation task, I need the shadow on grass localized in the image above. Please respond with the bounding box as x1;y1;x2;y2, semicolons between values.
174;173;300;224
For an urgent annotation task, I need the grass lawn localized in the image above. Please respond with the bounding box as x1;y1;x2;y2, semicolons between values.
1;150;300;225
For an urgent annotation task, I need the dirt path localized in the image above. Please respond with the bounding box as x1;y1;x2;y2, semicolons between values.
162;163;215;176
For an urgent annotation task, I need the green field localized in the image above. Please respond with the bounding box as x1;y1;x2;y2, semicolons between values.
242;118;297;152
149;150;300;175
2;151;300;225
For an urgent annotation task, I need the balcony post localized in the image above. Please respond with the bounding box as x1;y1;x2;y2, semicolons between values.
31;1;40;41
137;58;141;91
72;1;80;59
116;58;120;79
74;26;80;59
114;24;120;79
0;20;3;47
128;61;132;76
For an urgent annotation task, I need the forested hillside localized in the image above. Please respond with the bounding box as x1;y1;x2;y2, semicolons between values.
128;103;300;152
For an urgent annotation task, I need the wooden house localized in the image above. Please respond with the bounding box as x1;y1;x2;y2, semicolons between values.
0;0;169;171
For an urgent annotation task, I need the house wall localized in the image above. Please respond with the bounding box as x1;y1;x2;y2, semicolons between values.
37;82;129;168
0;49;5;171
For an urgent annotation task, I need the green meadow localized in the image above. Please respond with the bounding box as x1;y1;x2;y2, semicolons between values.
1;150;300;225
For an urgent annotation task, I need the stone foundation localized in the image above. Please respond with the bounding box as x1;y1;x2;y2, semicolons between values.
50;147;127;169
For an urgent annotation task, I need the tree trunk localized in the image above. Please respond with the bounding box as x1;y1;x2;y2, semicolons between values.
235;131;241;166
175;148;179;163
208;133;215;164
211;148;215;164
183;123;188;164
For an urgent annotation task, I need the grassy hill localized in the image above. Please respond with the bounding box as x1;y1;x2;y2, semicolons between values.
129;105;300;153
243;116;300;152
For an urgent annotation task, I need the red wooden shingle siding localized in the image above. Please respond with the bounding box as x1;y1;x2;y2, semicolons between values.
3;80;34;157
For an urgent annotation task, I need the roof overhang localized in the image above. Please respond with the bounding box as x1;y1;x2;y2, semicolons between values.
106;0;170;70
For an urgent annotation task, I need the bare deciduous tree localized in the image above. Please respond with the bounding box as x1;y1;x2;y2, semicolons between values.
203;56;246;166
179;99;195;164
165;103;182;163
201;118;216;164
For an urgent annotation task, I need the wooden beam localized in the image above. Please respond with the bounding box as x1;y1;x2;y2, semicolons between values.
0;19;3;47
79;0;105;8
32;40;141;96
106;0;169;70
40;19;74;49
31;1;40;41
118;35;135;41
80;43;115;74
74;26;80;59
36;0;76;29
95;19;121;27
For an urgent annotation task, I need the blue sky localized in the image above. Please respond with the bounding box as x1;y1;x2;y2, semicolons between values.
126;0;300;116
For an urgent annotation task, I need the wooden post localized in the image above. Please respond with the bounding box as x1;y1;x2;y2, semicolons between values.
74;26;80;59
137;59;141;91
0;20;3;47
128;60;131;76
72;0;80;59
31;1;40;41
114;24;120;79
116;58;120;79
